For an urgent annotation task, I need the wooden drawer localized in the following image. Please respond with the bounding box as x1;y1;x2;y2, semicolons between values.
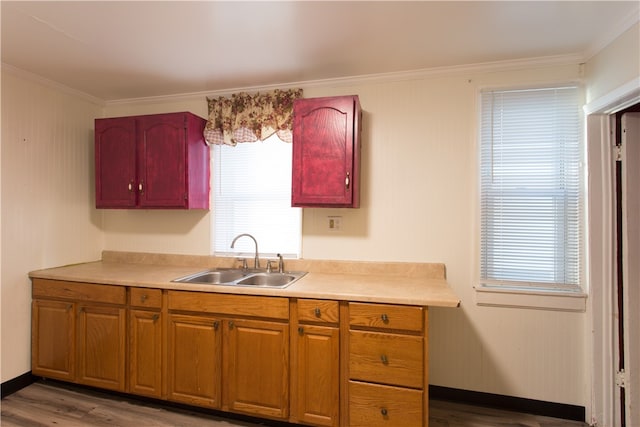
349;302;423;332
32;279;126;305
168;291;289;320
129;288;162;309
297;299;339;324
349;330;423;388
349;381;423;427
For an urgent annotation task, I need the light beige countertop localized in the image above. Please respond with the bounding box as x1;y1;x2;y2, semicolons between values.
29;251;460;308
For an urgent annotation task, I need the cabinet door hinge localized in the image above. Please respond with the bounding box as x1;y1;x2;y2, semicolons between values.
615;369;627;388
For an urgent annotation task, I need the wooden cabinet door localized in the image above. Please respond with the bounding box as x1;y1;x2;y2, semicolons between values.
32;299;76;381
95;117;137;208
225;319;289;419
295;324;340;427
137;114;188;208
77;304;126;391
129;309;162;398
167;313;222;408
292;95;361;207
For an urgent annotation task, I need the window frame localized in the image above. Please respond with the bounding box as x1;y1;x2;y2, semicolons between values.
210;134;302;260
475;83;587;311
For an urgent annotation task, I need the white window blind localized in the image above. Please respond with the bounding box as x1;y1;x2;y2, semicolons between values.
212;134;302;258
480;86;583;290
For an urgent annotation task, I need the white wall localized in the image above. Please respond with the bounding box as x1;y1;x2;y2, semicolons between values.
585;22;640;104
0;69;104;382
102;62;589;406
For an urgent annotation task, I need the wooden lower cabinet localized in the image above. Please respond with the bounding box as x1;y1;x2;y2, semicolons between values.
31;279;127;392
347;302;428;426
32;299;76;381
77;304;126;391
225;318;289;419
32;281;431;427
294;324;340;426
166;291;290;420
129;309;163;397
129;287;164;398
167;313;222;408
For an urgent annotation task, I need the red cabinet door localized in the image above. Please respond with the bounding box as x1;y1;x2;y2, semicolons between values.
292;95;361;207
95;117;137;208
137;114;188;208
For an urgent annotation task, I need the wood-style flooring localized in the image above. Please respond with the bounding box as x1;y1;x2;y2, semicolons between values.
1;381;588;427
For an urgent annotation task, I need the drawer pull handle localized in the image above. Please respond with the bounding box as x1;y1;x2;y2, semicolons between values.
380;354;389;365
213;320;219;330
152;314;159;322
381;408;388;416
229;321;234;330
381;313;389;323
140;295;147;302
298;326;304;335
314;307;321;317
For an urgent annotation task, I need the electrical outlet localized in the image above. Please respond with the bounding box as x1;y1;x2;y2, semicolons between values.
327;216;342;232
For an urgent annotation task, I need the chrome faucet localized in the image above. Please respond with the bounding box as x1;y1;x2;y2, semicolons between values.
231;233;260;269
277;253;284;273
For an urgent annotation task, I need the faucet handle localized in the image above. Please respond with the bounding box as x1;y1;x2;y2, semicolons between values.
277;253;284;273
266;260;273;273
238;258;248;269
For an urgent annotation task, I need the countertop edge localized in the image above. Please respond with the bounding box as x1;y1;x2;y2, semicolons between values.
29;258;461;308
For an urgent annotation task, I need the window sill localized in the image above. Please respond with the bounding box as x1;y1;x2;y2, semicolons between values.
474;285;587;312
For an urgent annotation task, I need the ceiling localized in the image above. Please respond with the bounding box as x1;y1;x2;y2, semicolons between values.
2;1;638;102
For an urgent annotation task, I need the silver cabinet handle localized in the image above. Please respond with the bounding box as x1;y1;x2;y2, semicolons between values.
345;172;350;189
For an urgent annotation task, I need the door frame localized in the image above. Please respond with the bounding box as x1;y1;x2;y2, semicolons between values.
585;78;640;427
620;111;640;426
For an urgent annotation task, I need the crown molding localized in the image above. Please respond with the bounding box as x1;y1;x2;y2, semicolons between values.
1;63;105;107
106;53;584;107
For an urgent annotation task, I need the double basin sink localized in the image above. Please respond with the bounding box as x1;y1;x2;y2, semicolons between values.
172;267;307;289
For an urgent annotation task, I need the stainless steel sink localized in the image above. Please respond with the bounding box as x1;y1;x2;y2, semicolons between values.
172;268;306;288
236;272;298;287
172;268;248;285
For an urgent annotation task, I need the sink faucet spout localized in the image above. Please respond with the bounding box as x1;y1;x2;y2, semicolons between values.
230;233;260;269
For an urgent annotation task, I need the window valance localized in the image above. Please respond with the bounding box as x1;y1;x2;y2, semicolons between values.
204;89;303;146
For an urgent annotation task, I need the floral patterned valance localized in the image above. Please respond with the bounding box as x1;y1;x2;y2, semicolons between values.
204;89;303;146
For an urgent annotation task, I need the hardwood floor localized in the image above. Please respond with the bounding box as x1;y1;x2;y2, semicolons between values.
1;381;588;427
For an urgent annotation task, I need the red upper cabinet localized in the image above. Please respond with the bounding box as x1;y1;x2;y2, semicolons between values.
292;95;362;208
95;112;210;209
